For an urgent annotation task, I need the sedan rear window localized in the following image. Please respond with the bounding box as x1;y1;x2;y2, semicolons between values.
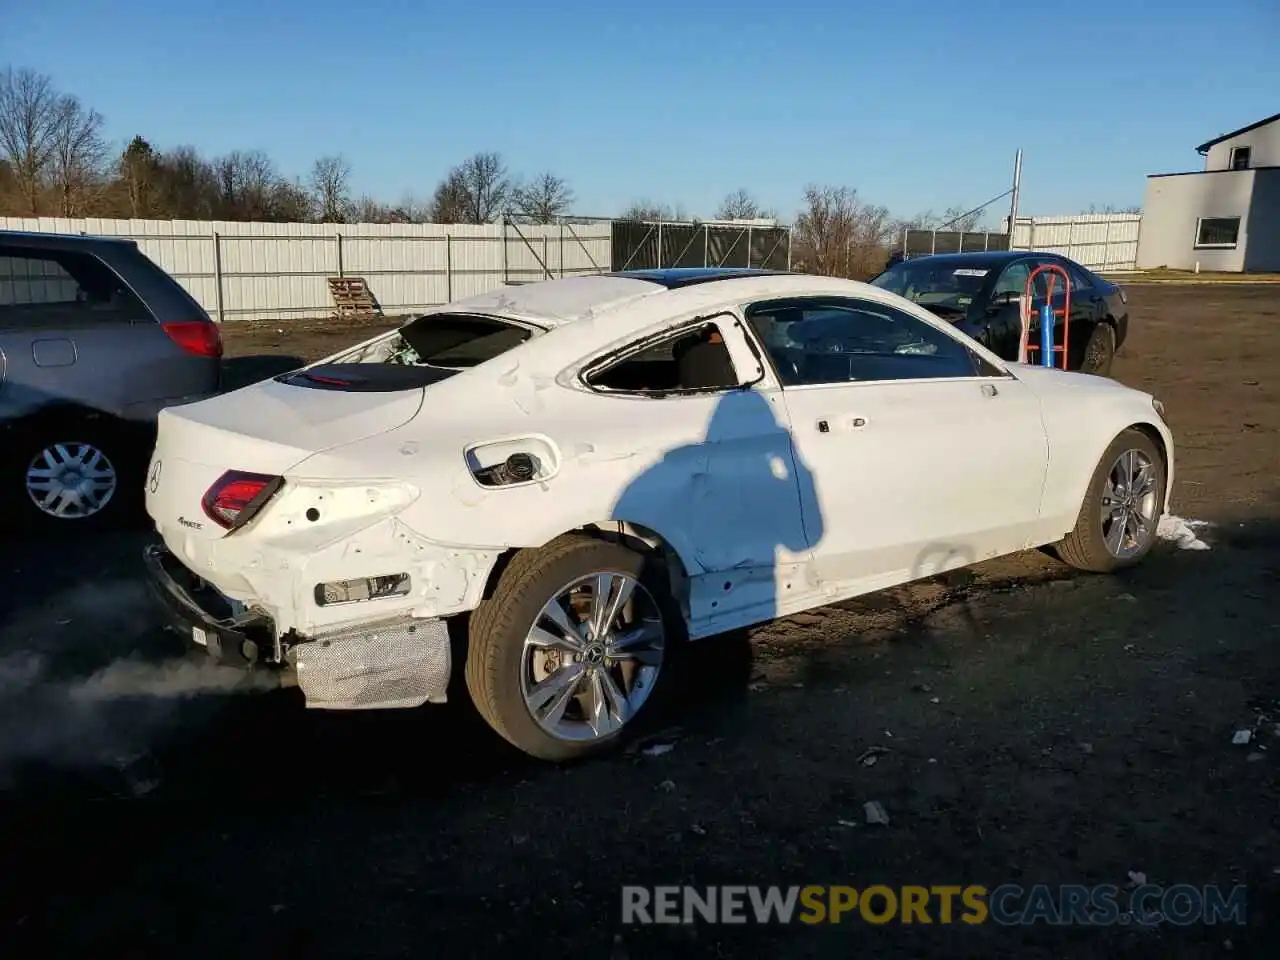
394;313;533;369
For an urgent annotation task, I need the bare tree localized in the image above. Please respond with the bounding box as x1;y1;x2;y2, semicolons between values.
715;188;765;221
0;67;61;213
118;135;160;217
792;184;895;280
901;204;986;234
511;171;574;223
432;152;512;224
49;93;106;216
350;194;393;224
309;154;352;222
211;149;284;219
1087;202;1142;215
937;204;985;232
429;169;471;223
620;199;688;221
153;145;219;219
270;177;314;222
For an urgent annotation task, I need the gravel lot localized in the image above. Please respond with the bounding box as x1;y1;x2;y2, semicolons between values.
1;284;1277;959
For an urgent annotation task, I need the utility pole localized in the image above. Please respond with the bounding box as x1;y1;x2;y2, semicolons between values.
1008;149;1023;241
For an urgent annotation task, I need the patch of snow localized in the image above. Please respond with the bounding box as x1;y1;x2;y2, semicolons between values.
1157;515;1211;551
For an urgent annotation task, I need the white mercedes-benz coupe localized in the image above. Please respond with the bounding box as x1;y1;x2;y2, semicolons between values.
143;268;1174;761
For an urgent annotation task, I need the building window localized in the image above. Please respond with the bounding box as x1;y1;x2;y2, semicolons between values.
1229;146;1251;170
1194;217;1241;249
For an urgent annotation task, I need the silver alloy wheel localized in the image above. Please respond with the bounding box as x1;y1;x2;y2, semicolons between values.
25;442;118;519
520;571;665;743
1099;448;1159;559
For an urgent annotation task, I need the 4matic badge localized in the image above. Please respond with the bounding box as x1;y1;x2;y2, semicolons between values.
177;515;203;530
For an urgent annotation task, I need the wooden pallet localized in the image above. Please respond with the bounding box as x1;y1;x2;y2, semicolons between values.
327;276;383;321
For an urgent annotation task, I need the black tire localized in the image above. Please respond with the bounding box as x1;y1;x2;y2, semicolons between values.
1053;428;1167;573
465;534;683;762
1080;322;1116;376
1;416;148;534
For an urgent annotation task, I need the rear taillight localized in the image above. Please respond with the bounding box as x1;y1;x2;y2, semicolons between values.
201;471;282;530
161;320;223;359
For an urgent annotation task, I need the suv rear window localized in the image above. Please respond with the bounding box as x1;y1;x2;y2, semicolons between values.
0;245;152;323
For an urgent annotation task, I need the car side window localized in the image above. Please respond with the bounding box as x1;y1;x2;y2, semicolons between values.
992;262;1031;300
585;320;743;395
1027;260;1070;299
1068;264;1094;291
744;298;981;386
0;246;151;323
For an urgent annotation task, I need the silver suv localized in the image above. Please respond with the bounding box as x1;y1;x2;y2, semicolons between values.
1;230;222;528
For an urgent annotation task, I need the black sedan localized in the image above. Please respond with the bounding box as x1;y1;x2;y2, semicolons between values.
869;251;1129;375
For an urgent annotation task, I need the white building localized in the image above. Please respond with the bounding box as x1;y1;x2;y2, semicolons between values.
1137;111;1280;272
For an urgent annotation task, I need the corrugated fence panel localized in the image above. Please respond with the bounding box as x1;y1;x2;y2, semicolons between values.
1011;214;1142;271
342;235;448;311
1;217;614;321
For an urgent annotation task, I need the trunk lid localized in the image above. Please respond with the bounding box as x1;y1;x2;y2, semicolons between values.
145;373;426;541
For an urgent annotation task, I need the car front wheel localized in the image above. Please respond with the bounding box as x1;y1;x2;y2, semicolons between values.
465;534;678;762
1053;428;1167;573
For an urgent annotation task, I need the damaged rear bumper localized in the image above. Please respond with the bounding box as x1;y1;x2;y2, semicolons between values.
143;542;276;668
142;543;453;709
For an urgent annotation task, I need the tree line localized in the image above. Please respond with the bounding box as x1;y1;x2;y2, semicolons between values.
1;65;1137;281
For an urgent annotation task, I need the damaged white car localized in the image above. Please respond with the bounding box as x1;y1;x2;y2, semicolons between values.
143;268;1175;761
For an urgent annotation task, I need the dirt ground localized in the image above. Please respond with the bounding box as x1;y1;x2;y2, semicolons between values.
1;285;1278;958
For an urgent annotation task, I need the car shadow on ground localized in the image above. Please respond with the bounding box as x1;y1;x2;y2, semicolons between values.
0;516;1273;957
0;515;1243;812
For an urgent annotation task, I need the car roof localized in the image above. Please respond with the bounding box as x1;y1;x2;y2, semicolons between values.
0;229;138;250
604;267;795;288
898;251;1035;267
426;269;816;329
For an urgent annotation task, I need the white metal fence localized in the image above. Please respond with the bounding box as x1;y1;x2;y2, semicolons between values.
2;211;1145;322
1009;213;1142;272
0;217;613;321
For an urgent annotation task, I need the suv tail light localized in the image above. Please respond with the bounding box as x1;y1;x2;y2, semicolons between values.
161;320;223;359
202;471;282;530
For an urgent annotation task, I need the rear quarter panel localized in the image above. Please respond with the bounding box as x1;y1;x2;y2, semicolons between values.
99;243;221;415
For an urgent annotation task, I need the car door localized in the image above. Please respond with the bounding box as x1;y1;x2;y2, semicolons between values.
743;295;1049;596
981;259;1034;361
580;312;812;632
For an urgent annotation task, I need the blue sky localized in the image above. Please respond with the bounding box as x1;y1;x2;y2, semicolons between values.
3;0;1277;222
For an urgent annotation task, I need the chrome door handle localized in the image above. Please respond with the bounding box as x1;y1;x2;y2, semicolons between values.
981;383;999;398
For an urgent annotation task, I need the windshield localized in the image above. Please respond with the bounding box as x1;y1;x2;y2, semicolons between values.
869;260;991;312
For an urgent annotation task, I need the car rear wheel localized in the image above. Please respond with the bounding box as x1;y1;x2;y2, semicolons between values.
1053;428;1166;573
465;534;679;762
1080;322;1116;376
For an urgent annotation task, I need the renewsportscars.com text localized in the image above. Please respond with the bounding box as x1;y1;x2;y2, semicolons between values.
621;884;1248;926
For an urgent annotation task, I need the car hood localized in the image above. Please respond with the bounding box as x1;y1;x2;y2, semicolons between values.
1011;363;1146;400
